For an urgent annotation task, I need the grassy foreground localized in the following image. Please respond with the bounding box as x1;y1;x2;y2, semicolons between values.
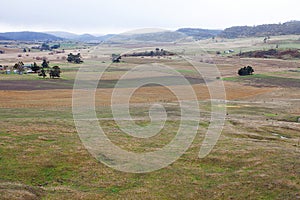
0;102;299;199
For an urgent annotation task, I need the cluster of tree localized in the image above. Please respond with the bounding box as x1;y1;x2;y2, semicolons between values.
67;53;83;64
238;66;254;76
38;65;61;79
1;60;61;78
30;59;49;73
39;43;61;51
38;67;61;79
220;21;300;38
122;48;175;57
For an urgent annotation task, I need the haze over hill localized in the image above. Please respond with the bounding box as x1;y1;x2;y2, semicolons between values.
0;31;62;41
0;21;300;42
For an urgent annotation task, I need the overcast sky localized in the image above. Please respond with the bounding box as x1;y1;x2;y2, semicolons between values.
1;0;299;35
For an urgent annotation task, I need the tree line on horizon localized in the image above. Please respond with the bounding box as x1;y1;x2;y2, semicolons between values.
219;21;300;38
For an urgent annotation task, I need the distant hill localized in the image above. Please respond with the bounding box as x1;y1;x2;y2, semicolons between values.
97;34;116;41
1;20;300;42
46;31;116;42
176;28;222;39
0;31;63;41
130;31;186;42
46;31;79;39
75;34;99;41
106;31;186;43
0;36;9;40
220;21;300;38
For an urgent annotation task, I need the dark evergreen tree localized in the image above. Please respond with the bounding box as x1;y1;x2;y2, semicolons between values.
41;59;49;68
31;62;40;73
238;66;254;76
49;66;61;78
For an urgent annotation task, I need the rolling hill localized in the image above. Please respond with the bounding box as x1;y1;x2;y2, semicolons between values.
0;36;9;40
1;20;300;42
176;28;222;39
45;31;79;39
220;21;300;38
46;32;116;42
0;31;63;41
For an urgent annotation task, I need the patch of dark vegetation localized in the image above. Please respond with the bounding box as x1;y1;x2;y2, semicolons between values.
122;48;175;57
239;49;300;59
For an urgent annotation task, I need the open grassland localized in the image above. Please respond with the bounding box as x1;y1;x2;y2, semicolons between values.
0;39;299;199
0;88;299;199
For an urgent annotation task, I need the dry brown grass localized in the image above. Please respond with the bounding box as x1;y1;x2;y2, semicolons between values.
0;81;274;109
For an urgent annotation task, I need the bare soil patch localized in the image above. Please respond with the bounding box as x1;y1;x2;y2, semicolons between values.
0;80;74;90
